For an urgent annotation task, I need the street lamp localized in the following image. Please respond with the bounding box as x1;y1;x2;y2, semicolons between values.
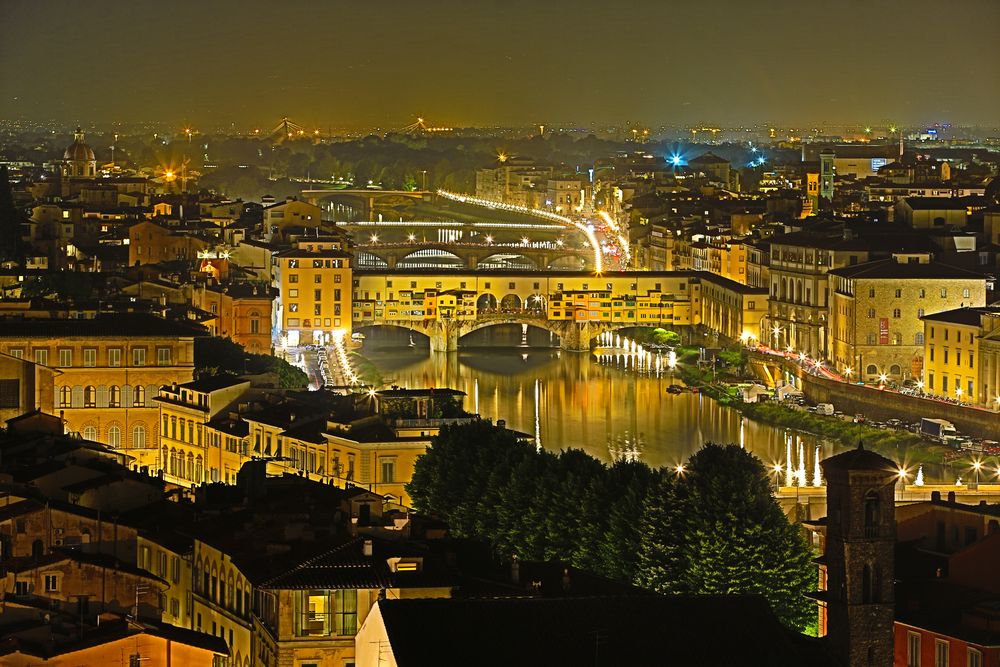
972;459;982;486
674;463;686;476
844;366;853;379
369;234;378;244
772;463;782;492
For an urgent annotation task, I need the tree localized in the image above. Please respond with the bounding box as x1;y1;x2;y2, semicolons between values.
635;444;815;631
194;337;307;389
651;328;681;347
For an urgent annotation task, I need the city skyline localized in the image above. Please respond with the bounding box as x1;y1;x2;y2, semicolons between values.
2;0;999;129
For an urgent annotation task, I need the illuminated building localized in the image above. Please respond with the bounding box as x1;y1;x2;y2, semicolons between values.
128;220;212;266
62;127;97;178
921;307;1000;406
0;315;203;461
192;281;274;354
828;255;987;384
262;198;323;241
274;238;353;347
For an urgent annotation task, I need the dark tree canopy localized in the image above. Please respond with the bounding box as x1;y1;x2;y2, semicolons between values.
194;336;307;389
408;425;817;632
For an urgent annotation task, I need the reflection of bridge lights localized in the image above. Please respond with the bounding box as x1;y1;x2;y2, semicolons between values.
407;233;416;242
485;235;493;244
369;234;378;243
521;237;530;245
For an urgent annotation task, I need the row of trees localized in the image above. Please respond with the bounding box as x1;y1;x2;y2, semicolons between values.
194;337;308;389
407;422;815;631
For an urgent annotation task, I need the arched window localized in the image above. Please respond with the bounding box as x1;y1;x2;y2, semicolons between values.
133;424;146;448
187;452;195;480
161;446;169;473
122;384;133;408
134;385;145;407
59;386;72;408
84;386;97;407
195;455;203;484
108;425;121;448
71;385;84;408
889;364;902;376
83;425;97;441
863;490;880;537
109;385;121;408
865;364;878;376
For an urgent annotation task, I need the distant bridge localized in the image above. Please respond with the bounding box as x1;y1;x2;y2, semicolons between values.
353;242;591;271
302;189;433;217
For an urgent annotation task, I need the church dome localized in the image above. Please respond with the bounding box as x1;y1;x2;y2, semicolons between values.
64;128;95;162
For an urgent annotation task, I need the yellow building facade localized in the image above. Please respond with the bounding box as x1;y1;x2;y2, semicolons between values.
922;307;1000;405
274;238;353;347
828;257;987;383
0;316;201;464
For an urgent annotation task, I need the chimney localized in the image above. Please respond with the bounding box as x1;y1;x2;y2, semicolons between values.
362;539;373;557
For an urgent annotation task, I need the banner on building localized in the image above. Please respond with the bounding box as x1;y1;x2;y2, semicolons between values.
879;318;889;345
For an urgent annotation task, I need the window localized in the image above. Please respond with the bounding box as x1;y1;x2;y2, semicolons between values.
968;648;982;667
867;308;875;319
895;288;902;298
133;424;146;448
109;385;121;407
9;349;22;359
108;425;121;448
288;274;299;283
157;348;171;366
868;288;875;298
936;639;949;667
893;309;901;318
918;308;925;318
963;288;971;299
335;589;358;635
84;386;96;407
134;385;145;407
380;458;396;483
907;632;921;667
59;386;71;408
83;425;97;441
296;590;332;636
44;575;58;592
83;348;96;367
34;349;49;366
133;348;146;367
59;349;72;367
863;490;880;537
915;333;924;345
940;288;948;298
108;348;122;367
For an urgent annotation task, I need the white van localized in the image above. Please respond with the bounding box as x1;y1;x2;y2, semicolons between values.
815;403;835;416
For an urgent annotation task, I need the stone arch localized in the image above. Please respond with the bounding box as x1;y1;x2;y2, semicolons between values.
889;364;902;377
353;250;389;269
397;247;464;269
865;364;878;376
477;252;538;270
525;294;546;314
499;294;522;312
476;293;498;314
82;424;98;441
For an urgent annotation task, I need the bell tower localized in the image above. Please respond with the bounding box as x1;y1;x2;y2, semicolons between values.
820;445;896;667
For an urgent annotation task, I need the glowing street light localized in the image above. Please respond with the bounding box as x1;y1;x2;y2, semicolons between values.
674;463;686;475
484;235;494;245
897;466;909;483
878;373;888;385
844;366;853;378
972;459;983;486
772;463;782;491
407;233;416;242
369;234;379;244
521;236;530;246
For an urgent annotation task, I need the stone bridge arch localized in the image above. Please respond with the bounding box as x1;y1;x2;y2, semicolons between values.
476;252;539;271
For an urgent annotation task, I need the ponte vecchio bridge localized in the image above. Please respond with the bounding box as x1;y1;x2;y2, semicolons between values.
350;269;762;352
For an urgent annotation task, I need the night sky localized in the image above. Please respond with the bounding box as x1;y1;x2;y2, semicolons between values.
2;0;998;129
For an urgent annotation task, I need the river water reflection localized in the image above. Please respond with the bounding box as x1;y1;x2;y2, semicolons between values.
358;326;839;476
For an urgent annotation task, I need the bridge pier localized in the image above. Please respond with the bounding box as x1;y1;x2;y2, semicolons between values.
556;321;597;352
429;321;460;352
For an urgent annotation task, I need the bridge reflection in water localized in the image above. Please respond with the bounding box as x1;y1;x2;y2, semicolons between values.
359;326;831;470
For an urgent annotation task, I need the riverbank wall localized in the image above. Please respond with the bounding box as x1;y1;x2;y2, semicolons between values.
777;360;1000;439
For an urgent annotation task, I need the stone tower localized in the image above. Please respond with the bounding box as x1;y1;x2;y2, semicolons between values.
821;445;896;667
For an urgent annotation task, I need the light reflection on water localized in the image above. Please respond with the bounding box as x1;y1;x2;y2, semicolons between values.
358;325;836;473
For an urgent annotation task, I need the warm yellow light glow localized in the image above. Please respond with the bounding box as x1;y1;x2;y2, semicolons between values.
369;234;379;243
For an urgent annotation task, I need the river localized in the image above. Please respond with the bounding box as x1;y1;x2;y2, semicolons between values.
358;325;841;480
